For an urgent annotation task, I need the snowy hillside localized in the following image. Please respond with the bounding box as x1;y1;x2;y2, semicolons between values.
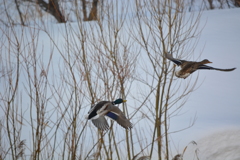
170;8;240;160
0;2;239;159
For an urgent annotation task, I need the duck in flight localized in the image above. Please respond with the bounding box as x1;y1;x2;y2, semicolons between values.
165;52;236;79
86;98;132;130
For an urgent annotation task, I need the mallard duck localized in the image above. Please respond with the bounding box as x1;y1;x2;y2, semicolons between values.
86;98;132;130
165;53;236;79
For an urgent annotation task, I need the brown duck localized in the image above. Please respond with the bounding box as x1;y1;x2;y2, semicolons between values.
165;53;236;79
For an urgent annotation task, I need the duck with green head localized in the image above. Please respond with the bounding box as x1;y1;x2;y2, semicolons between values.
165;52;236;79
86;98;132;130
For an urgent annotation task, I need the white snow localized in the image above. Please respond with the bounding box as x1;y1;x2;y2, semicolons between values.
1;5;240;160
170;8;240;160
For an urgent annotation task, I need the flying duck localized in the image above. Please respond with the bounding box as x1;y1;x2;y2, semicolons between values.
86;98;132;130
165;52;236;79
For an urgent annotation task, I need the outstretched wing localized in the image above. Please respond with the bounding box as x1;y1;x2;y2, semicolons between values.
106;112;118;120
91;116;109;130
88;104;96;114
87;101;109;119
165;53;184;66
198;65;236;71
106;106;132;129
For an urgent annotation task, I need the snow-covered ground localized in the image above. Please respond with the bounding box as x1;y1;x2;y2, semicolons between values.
1;4;240;159
169;8;240;159
182;128;240;160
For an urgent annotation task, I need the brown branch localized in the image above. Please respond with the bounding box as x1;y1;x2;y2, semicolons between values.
81;0;88;20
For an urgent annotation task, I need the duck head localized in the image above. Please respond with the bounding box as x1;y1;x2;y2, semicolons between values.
201;59;212;64
112;98;127;105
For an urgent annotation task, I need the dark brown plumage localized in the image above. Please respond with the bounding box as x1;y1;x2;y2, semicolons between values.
165;53;236;79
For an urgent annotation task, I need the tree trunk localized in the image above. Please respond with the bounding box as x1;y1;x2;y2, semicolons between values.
15;0;25;25
207;0;215;9
82;0;99;21
81;0;88;20
233;0;240;7
87;0;98;21
37;0;66;23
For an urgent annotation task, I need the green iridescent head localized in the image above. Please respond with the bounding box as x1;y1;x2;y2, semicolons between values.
113;98;127;105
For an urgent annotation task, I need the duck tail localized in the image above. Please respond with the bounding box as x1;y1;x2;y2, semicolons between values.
212;67;236;72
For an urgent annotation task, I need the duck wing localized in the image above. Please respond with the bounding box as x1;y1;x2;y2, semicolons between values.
91;116;109;130
165;53;185;66
106;106;132;129
88;104;96;114
197;65;236;71
90;101;109;112
88;101;110;119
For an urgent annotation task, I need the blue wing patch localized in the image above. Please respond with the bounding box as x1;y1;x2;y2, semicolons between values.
106;112;118;120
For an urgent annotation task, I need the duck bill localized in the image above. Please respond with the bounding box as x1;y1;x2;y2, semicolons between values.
123;100;127;103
